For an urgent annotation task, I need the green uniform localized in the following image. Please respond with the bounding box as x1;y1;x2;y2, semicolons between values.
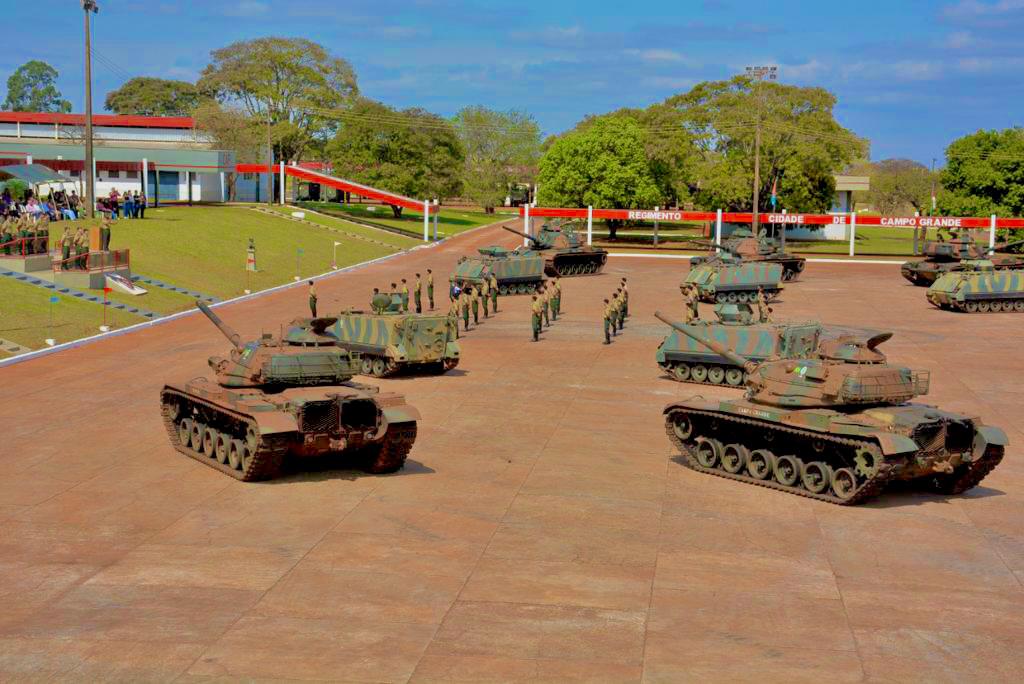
471;290;479;323
59;231;71;267
401;284;409;312
622;285;628;317
427;273;435;310
551;281;561;319
448;299;460;338
603;302;614;343
309;284;318;317
490;275;498;311
414;278;422;313
540;292;550;326
531;299;543;341
460;293;470;330
480;280;489;317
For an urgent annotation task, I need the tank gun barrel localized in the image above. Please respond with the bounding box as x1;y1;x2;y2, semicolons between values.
654;311;756;373
502;225;540;243
197;301;242;350
994;237;1024;252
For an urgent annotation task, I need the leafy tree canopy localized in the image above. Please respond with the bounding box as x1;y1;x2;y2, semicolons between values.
938;128;1024;217
3;60;71;113
452;106;540;212
848;158;937;215
104;77;200;116
326;98;464;216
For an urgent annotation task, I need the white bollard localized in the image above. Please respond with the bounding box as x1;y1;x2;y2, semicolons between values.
849;212;857;257
715;209;722;245
587;206;593;246
423;199;430;241
990;214;997;252
523;203;531;247
433;199;439;240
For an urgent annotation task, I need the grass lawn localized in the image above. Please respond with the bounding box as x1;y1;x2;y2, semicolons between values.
296;201;511;238
259;204;418;250
0;277;144;353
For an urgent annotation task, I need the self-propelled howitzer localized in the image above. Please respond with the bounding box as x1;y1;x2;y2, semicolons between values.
654;311;1006;504
159;302;420;481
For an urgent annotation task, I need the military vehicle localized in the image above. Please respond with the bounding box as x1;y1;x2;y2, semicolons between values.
684;258;784;304
159;302;420;481
689;229;806;281
331;292;460;376
450;246;545;295
655;304;879;386
901;236;1024;286
502;222;608;276
926;260;1024;313
656;311;1006;505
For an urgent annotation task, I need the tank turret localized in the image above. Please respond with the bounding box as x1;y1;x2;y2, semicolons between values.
498;222;608;276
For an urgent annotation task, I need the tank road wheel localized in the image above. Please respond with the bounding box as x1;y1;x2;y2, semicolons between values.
178;418;194;447
190;422;206;452
747;449;775;480
853;446;881;478
707;366;726;385
694;438;723;468
673;363;691;382
214;432;230;465
736;292;751;303
831;468;858;501
371;358;388;377
360;357;373;375
669;412;694;442
202;427;218;458
498;284;508;295
801;461;831;494
773;455;801;487
1014;300;1024;312
977;301;990;313
964;301;979;313
690;364;709;383
721;443;749;474
725;368;744;386
228;439;244;471
715;293;728;304
725;292;739;303
245;426;259;453
995;301;1010;312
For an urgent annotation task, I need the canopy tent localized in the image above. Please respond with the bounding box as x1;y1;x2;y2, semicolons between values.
0;163;77;198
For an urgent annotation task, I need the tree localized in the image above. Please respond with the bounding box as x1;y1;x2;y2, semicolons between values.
104;77;200;116
938;128;1024;217
192;102;266;201
664;77;865;213
452;106;541;213
850;158;937;215
326;99;464;217
3;61;71;112
537;115;661;239
198;37;358;165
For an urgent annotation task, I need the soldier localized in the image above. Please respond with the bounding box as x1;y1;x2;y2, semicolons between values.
58;227;72;269
448;295;460;339
756;286;772;322
681;284;699;323
371;287;386;314
400;278;410;312
480;275;490;317
426;268;435;310
100;213;112;251
19;218;32;255
621;278;629;317
602;298;614;344
489;271;499;312
74;227;88;269
531;294;543;342
460;287;471;331
414;273;423;313
612;291;623;333
0;219;10;255
471;285;480;324
615;289;626;331
539;285;551;327
551;276;561;319
308;280;318;318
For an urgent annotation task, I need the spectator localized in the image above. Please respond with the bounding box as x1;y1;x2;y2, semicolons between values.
108;189;120;219
123;191;135;220
69;190;81;214
136;190;146;219
25;197;41;220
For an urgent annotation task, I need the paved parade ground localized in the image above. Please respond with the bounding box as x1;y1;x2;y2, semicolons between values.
1;223;1022;682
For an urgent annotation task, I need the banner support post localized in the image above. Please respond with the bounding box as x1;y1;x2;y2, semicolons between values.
653;206;659;247
279;161;285;205
715;209;722;245
423;199;430;242
849;212;857;257
433;199;439;241
523;203;530;246
587;206;593;246
990;214;997;252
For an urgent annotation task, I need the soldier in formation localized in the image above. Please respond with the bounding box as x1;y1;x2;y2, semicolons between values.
531;294;543;342
489;272;498;312
620;278;628;318
538;284;550;327
471;286;480;325
480;276;490;318
551;277;561;319
603;298;615;344
400;278;410;312
414;273;423;314
426;269;435;310
460;287;471;331
448;295;460;339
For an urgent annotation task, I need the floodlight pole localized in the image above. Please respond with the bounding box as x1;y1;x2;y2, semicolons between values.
745;66;777;235
82;1;99;219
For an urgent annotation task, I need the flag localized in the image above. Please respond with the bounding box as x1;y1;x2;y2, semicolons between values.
770;178;778;209
103;287;112;294
49;295;59;303
333;241;342;247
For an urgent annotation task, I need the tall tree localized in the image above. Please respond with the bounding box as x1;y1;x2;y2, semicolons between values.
3;60;71;113
198;37;358;165
938;128;1024;217
849;158;938;215
192;102;265;201
537;115;661;239
104;77;200;116
452;106;541;213
326;99;464;217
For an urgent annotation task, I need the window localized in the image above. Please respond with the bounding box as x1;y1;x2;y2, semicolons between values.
125;170;138;179
107;170;120;179
69;170;81;177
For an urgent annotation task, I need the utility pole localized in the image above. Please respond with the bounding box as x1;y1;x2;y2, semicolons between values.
266;105;273;206
745;66;777;234
82;1;99;219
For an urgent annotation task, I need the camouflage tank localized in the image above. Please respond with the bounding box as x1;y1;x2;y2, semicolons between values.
159;302;420;481
656;311;1006;505
502;222;608;276
684;257;784;304
901;236;1024;286
689;229;806;281
926;260;1024;313
331;292;460;376
450;245;544;295
655;304;879;386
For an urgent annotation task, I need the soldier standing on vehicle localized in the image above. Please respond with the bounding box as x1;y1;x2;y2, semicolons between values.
489;272;499;312
427;269;435;310
603;298;613;344
681;284;699;323
480;276;490;318
400;279;410;312
461;288;471;331
414;273;423;313
756;286;772;322
531;294;543;342
308;280;318;318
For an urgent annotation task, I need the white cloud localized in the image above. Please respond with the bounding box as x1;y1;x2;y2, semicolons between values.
641;76;697;90
947;31;975;48
782;59;825;80
956;56;1024;72
842;60;942;81
624;48;685;63
944;0;1024;18
225;1;269;17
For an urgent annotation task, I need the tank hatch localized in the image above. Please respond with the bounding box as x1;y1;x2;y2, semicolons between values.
713;303;756;325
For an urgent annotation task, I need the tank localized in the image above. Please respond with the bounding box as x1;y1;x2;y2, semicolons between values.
502;222;608;276
689;229;806;281
655;304;880;386
926;260;1024;313
684;257;784;304
901;236;1024;286
450;245;545;295
159;302;421;481
656;311;1006;505
331;292;460;376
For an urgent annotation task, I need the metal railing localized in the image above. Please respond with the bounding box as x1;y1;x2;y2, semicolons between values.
0;236;50;257
52;248;130;273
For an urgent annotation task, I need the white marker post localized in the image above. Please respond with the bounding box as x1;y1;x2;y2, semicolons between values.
279;161;285;205
990;214;997;252
523;203;530;246
849;212;857;257
715;208;722;245
423;199;430;241
587;205;593;246
433;199;439;240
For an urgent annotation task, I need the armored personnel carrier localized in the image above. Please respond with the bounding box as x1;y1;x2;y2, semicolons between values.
450;245;544;295
689;229;805;281
926;260;1024;313
331;292;460;376
502;222;608;276
901;236;1024;286
656;311;1006;505
159;302;420;481
655;304;878;386
684;257;784;304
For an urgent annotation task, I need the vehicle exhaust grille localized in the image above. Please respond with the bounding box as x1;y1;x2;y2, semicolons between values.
301;400;339;433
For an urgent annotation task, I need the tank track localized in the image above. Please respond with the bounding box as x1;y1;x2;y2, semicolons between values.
363;423;417;474
660;362;747;387
359;355;458;378
928;445;1004;495
549;257;606;277
664;408;894;505
934;298;1024;314
160;389;289;481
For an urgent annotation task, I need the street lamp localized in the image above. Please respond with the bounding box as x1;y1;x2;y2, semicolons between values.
82;1;99;219
744;65;777;234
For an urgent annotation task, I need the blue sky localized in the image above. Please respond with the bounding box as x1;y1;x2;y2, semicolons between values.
6;0;1024;164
